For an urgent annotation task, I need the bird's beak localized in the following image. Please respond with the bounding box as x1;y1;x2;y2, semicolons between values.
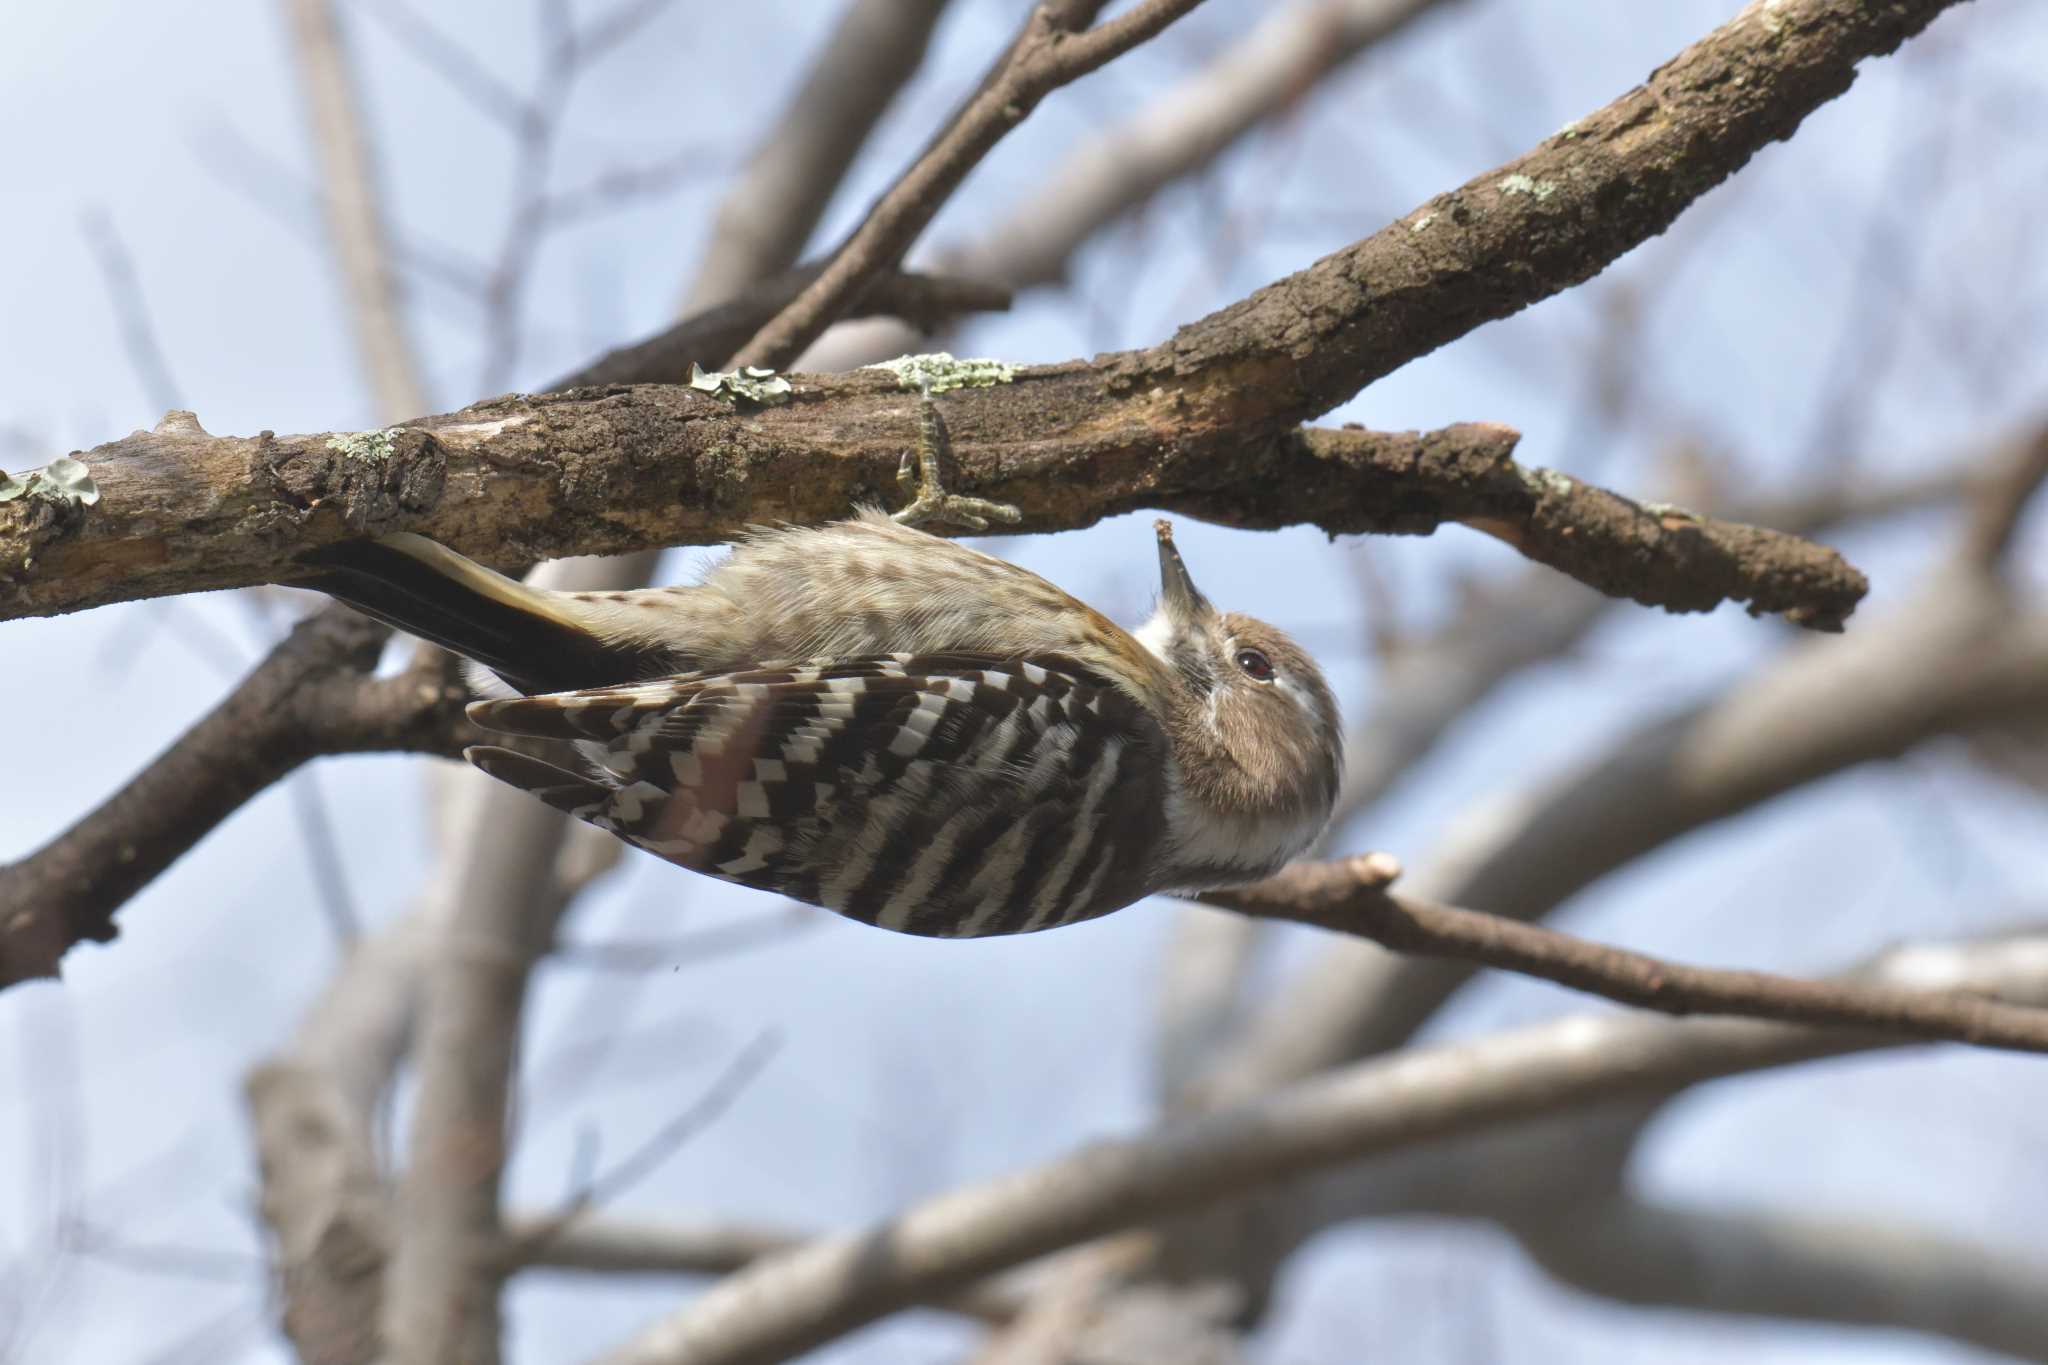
1154;520;1216;627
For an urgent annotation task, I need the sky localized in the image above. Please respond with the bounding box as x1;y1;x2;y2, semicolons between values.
4;2;2048;1362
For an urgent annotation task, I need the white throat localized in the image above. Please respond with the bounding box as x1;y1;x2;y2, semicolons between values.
1131;607;1176;666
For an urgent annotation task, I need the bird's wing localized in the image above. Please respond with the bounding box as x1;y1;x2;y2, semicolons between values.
465;652;1167;937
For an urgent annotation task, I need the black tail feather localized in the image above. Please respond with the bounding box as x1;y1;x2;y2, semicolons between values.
297;537;668;694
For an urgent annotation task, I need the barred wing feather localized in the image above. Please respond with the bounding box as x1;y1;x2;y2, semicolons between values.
466;653;1167;937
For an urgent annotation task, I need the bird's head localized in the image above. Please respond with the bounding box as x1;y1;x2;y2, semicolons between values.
1134;522;1344;879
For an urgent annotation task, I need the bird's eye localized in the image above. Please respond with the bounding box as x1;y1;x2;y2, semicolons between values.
1235;647;1275;681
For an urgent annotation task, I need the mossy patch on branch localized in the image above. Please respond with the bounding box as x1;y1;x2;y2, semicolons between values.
687;364;794;406
0;456;101;509
865;352;1017;394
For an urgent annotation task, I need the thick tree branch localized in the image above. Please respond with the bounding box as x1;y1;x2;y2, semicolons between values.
0;397;1857;630
6;0;1934;627
589;928;2048;1365
246;915;441;1365
1204;858;2048;1055
1113;0;1974;424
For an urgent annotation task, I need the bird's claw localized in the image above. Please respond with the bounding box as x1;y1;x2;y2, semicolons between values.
888;394;1022;532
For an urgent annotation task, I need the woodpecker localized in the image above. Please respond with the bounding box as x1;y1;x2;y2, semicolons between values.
298;424;1342;937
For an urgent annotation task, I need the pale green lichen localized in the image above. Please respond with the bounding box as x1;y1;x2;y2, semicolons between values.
865;352;1016;394
0;455;100;508
327;427;401;462
1519;465;1575;499
1642;500;1704;524
1409;212;1437;234
688;363;793;406
1556;120;1580;141
1497;174;1559;202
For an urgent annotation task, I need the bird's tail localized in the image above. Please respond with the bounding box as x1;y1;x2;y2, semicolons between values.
296;533;667;694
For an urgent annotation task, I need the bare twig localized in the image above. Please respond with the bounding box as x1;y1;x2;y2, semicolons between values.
286;769;364;945
551;910;820;973
681;0;957;308
1196;562;2048;1105
966;0;1462;294
730;0;1212;370
506;1214;1028;1324
1956;420;2048;567
77;209;185;415
539;145;727;225
795;0;1470;375
354;0;529;132
499;1032;780;1269
1204;857;2048;1055
190;120;490;311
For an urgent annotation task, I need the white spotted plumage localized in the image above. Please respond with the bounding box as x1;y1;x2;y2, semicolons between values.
467;653;1168;936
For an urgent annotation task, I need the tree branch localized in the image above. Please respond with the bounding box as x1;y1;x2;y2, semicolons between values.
508;1214;1028;1325
729;0;1212;370
794;0;1466;375
678;0;957;307
1204;857;2048;1055
958;0;1464;295
587;927;2048;1365
0;607;473;983
377;7;970;1362
7;0;1935;627
1110;0;1975;425
1196;566;2048;1105
245;915;441;1365
0;396;1858;631
0;270;1001;985
1513;1196;2048;1362
548;266;1010;392
281;0;430;420
2;0;1962;990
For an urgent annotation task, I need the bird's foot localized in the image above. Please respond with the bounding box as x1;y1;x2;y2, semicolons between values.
889;392;1022;532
